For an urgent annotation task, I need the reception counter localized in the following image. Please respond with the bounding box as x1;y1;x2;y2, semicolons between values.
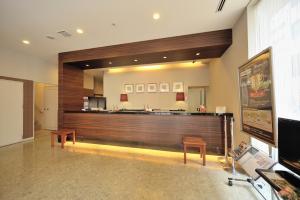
63;111;233;155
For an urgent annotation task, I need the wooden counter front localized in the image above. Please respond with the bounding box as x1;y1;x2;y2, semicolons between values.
63;112;231;155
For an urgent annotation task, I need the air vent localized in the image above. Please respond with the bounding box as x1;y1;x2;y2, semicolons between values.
46;35;55;40
216;0;226;12
57;31;72;37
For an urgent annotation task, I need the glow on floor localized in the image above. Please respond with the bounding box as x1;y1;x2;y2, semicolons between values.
62;141;226;170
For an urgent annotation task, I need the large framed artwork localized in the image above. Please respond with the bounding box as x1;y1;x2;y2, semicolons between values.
238;48;275;145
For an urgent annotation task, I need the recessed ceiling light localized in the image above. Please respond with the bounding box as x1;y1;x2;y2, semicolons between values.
108;61;112;65
76;28;84;34
196;52;201;56
85;64;90;67
153;13;160;20
134;59;138;62
163;56;167;59
22;40;30;45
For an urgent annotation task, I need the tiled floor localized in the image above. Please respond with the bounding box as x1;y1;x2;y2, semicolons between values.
0;130;260;200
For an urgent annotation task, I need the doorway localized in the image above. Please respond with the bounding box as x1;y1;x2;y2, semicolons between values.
188;87;207;112
34;83;58;131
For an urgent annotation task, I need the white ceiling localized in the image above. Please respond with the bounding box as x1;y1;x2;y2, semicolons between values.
0;0;249;65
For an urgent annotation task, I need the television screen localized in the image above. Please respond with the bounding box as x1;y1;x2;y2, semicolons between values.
278;118;300;176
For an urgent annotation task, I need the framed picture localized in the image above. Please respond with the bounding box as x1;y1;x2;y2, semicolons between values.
159;83;169;92
147;83;157;93
238;48;275;145
135;84;144;93
124;84;133;93
172;82;184;92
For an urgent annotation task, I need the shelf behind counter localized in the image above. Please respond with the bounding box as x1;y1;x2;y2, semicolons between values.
63;110;233;155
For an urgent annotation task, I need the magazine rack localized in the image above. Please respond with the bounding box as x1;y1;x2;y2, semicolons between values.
227;143;277;200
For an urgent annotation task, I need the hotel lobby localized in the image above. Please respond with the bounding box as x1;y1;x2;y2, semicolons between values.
0;0;299;200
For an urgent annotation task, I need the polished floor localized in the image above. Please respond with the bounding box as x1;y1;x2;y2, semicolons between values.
0;130;260;200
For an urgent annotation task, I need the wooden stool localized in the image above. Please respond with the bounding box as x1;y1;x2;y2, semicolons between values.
51;129;76;149
183;136;206;166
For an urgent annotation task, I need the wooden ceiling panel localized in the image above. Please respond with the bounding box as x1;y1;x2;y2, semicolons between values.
60;29;232;69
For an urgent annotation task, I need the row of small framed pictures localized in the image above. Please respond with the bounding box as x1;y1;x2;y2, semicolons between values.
124;82;184;93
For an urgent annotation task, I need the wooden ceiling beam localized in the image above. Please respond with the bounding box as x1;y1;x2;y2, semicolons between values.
59;29;232;64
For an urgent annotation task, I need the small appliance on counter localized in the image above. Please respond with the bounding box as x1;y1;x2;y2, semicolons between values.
216;106;226;114
82;96;106;111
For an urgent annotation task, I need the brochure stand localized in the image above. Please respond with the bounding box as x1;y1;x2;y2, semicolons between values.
227;143;277;200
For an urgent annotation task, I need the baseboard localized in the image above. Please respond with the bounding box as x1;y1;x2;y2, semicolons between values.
0;137;34;148
22;137;34;142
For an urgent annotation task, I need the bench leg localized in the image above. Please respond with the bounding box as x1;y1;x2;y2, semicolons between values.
203;146;206;166
51;133;54;147
72;131;76;144
61;134;66;149
184;145;187;164
200;147;203;158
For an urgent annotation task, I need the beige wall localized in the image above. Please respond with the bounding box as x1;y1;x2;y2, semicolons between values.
104;65;209;110
208;10;250;147
0;47;57;85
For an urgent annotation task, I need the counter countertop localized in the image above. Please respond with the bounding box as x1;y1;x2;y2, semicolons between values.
64;110;233;116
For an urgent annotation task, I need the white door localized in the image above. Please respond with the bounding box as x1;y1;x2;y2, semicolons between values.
0;79;23;147
44;86;58;130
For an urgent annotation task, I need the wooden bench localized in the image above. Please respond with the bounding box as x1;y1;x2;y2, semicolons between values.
183;136;206;166
51;129;76;149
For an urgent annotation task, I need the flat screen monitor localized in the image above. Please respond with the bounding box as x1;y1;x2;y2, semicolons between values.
278;117;300;176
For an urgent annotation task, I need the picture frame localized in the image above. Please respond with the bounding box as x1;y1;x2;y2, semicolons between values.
147;83;157;93
172;82;184;92
124;84;133;93
159;83;169;92
135;84;145;93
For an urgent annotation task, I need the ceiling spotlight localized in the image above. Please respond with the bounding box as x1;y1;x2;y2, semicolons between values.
153;13;160;20
22;40;30;45
76;28;84;34
196;52;201;56
163;56;167;59
108;61;112;65
85;64;90;67
134;59;138;62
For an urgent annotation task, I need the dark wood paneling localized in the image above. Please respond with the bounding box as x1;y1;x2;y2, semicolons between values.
83;88;94;97
68;45;229;69
58;62;84;129
59;29;232;68
23;80;33;139
0;76;34;139
63;113;231;155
